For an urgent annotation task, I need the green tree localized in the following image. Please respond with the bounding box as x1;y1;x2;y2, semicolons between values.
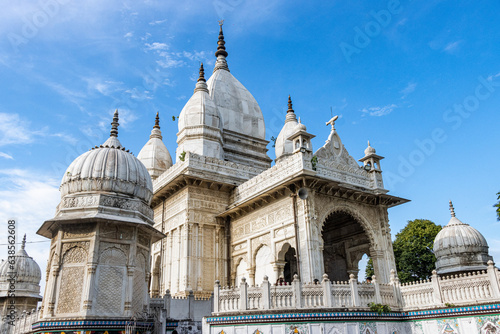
365;258;374;279
495;191;500;221
393;219;442;283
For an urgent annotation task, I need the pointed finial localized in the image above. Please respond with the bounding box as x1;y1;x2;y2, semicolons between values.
449;200;456;217
198;63;206;82
22;234;26;250
154;112;160;129
287;95;294;113
110;109;119;137
326;115;339;131
368;140;371;147
298;117;301;123
215;21;228;58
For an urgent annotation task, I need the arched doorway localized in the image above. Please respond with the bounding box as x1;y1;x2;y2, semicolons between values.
277;243;298;283
321;211;371;281
283;247;297;282
254;245;273;286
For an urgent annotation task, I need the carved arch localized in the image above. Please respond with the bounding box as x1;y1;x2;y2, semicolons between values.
99;247;127;266
62;246;87;264
277;242;293;261
317;202;376;247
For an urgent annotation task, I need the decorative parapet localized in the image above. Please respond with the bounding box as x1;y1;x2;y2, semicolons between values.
213;262;500;315
0;308;40;334
399;261;500;311
314;158;374;190
212;274;398;315
230;153;311;206
153;152;262;194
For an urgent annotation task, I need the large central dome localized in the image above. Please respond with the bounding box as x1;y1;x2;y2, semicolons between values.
206;24;266;140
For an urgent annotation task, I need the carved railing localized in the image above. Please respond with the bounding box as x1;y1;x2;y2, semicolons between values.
213;273;397;314
213;261;500;315
399;260;500;310
0;308;40;334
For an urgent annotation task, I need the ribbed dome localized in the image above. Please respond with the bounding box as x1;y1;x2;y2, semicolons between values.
138;113;173;180
0;236;41;298
60;111;153;204
275;96;298;160
206;66;265;140
434;201;492;275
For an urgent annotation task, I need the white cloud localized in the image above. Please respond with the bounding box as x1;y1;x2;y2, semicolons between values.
145;42;169;51
400;82;417;99
124;32;133;38
0;169;61;297
361;104;397;117
149;19;167;26
443;40;462;53
0;113;38;146
0;152;13;159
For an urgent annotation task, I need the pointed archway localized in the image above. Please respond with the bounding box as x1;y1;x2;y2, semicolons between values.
321;211;371;281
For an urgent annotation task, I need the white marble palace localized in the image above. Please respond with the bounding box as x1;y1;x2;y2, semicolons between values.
2;23;500;334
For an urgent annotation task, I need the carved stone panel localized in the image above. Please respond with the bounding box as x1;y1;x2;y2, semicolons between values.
56;266;84;314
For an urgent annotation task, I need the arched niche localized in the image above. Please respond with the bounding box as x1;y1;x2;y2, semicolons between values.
277;243;298;283
235;257;248;287
254;245;273;286
321;210;371;281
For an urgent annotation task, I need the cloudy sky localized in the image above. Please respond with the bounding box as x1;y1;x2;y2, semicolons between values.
1;0;499;292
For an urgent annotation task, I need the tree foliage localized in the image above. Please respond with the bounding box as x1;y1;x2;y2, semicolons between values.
365;258;374;279
495;191;500;221
393;219;442;283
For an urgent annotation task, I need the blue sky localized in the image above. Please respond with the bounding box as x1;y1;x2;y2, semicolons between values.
1;0;499;290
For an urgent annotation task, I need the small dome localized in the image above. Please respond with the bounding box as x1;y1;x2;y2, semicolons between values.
294;118;307;132
275;96;298;160
60;110;153;204
364;141;376;156
0;235;42;299
138;113;173;180
434;201;492;275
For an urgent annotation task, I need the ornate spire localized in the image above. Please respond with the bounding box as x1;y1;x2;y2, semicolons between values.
213;21;230;72
449;200;456;217
154;112;160;129
198;62;206;82
110;109;119;137
195;63;209;93
287;95;294;113
215;20;228;58
149;112;163;140
21;234;26;250
285;95;297;123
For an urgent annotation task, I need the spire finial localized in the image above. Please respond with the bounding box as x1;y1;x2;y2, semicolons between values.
368;140;371;147
215;21;228;58
449;200;456;217
154;112;160;129
110;109;119;137
287;95;294;113
198;63;206;82
22;234;26;250
326;115;339;131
